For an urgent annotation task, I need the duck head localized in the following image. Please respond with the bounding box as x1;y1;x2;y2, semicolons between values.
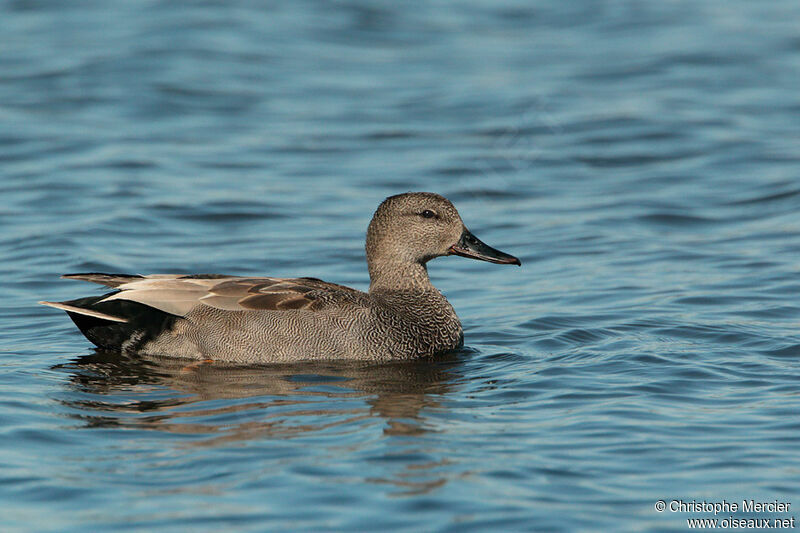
366;192;521;270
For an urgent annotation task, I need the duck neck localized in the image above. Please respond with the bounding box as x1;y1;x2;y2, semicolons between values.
368;259;434;293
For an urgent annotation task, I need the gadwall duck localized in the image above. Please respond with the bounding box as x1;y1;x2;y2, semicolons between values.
41;192;520;362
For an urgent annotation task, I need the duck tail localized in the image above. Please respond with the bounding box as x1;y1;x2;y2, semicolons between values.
40;294;178;351
39;299;128;323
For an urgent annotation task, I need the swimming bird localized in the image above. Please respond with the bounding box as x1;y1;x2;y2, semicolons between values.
40;192;520;362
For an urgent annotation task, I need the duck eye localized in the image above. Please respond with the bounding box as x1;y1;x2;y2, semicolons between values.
420;210;436;219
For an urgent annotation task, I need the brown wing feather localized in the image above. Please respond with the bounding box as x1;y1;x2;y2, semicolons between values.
62;273;145;288
198;276;362;313
73;274;361;316
205;278;279;296
238;293;313;310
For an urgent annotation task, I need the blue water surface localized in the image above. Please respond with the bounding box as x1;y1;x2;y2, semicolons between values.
2;1;800;531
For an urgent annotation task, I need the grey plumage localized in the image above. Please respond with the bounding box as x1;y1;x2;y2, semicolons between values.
40;192;520;362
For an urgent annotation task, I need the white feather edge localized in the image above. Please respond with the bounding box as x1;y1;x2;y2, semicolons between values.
38;301;129;323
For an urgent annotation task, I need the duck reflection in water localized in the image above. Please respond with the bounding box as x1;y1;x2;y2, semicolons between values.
55;350;469;494
56;349;465;439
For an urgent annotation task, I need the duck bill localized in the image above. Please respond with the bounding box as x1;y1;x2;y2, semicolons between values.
449;229;521;266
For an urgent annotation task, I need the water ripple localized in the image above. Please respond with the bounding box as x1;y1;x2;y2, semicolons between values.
2;0;800;530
